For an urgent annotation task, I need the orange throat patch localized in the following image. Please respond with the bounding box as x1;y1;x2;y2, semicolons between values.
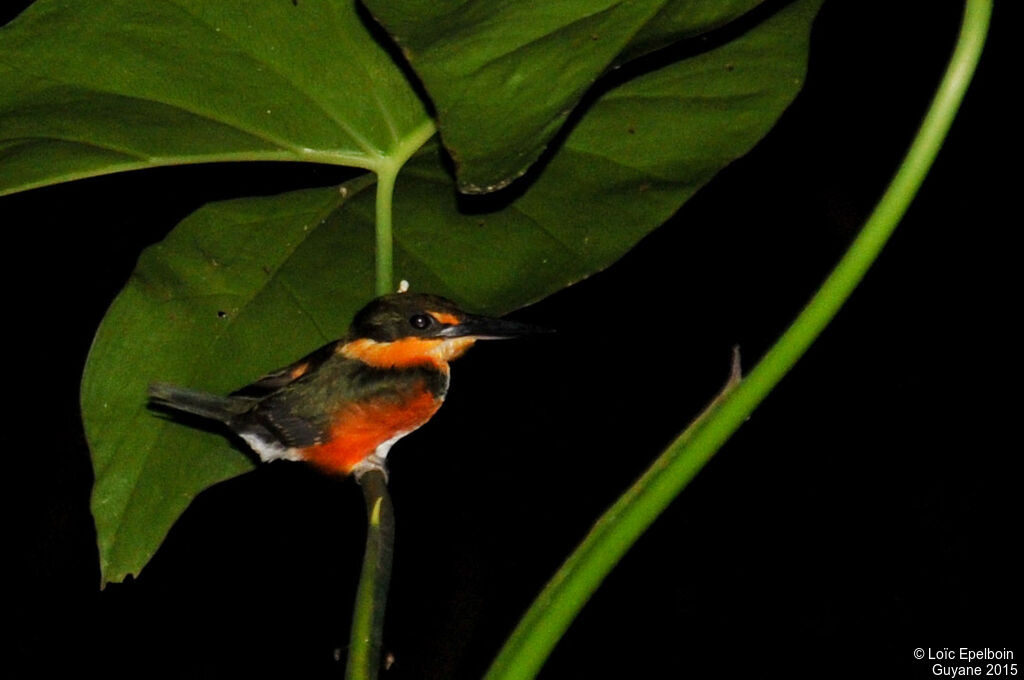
339;336;476;370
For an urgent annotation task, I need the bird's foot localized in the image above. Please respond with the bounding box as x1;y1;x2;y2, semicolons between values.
351;453;389;484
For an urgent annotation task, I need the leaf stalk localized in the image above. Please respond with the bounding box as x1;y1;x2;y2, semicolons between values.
372;120;436;296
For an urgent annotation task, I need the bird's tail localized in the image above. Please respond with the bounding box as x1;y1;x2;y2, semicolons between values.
148;383;248;423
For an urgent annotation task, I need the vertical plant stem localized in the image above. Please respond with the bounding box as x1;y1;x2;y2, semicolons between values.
346;120;434;677
374;168;397;297
345;470;395;680
372;120;437;297
484;1;991;678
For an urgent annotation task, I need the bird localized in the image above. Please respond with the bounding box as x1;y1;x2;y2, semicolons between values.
148;293;546;479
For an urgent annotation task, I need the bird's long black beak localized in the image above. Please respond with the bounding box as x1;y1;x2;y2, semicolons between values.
439;313;552;340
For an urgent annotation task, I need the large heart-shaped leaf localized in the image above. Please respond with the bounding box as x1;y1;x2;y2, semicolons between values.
82;0;823;583
361;0;764;193
0;0;431;195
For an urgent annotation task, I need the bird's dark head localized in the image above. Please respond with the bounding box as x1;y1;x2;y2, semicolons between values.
350;293;544;342
342;293;547;369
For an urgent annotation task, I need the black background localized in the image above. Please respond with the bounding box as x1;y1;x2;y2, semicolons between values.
8;2;1017;678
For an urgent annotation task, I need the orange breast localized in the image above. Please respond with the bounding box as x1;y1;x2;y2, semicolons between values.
300;387;441;475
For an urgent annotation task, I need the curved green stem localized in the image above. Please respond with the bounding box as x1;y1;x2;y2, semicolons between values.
484;2;991;679
345;470;395;680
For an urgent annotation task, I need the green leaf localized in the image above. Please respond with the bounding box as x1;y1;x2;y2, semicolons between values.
83;0;822;584
0;0;430;195
619;0;767;62
83;175;377;584
362;0;764;193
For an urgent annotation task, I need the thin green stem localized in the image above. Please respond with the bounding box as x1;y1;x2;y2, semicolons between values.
374;170;397;297
372;120;437;296
345;470;395;680
484;2;991;678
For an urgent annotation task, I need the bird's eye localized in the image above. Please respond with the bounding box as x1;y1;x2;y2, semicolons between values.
409;314;433;330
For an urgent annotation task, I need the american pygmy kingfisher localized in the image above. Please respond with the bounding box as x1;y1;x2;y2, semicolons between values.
149;293;544;478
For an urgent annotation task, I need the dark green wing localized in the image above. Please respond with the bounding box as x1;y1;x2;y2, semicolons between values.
230;340;342;399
